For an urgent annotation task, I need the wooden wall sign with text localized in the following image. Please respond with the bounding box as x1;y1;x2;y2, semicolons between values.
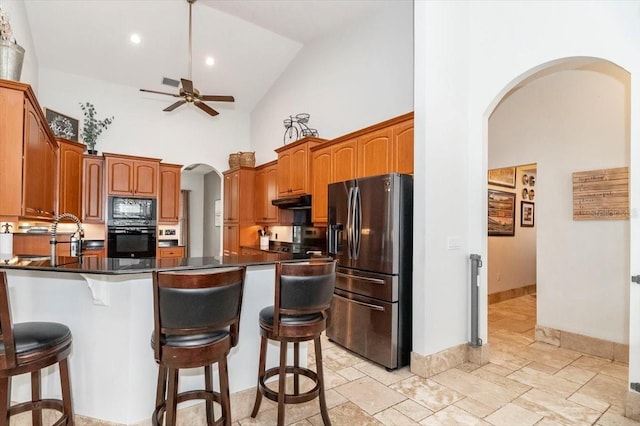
572;167;629;220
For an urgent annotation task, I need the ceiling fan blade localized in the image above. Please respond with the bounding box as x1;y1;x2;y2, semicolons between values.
163;100;187;112
200;95;235;102
195;101;219;117
140;88;180;97
181;78;194;93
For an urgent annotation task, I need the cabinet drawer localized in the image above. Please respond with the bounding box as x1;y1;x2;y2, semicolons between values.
157;246;185;258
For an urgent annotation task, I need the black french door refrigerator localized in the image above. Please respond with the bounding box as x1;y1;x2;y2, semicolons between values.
326;173;413;369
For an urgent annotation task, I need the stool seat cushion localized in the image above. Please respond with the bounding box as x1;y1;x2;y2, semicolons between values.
151;330;228;348
0;322;71;356
259;306;322;327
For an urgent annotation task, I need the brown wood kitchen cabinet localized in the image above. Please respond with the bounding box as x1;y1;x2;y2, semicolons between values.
157;246;185;258
276;137;325;197
254;160;279;224
355;113;414;177
57;138;85;219
310;139;357;224
0;80;58;221
104;153;160;197
223;167;255;255
158;163;182;224
82;155;105;223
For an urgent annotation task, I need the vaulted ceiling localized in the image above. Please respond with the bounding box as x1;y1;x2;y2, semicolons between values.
24;0;398;112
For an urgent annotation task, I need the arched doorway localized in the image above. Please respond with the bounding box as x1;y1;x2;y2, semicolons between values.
485;57;630;365
181;163;222;257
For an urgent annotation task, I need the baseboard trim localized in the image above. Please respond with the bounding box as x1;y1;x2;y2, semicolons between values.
488;284;536;304
410;342;490;378
535;324;628;363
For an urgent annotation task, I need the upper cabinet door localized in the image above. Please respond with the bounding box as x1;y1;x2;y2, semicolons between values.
105;154;160;197
23;100;56;219
57;139;85;218
133;161;159;197
158;164;182;223
357;127;393;178
83;156;104;223
393;119;414;175
107;157;135;195
332;139;358;183
311;146;332;224
277;150;292;196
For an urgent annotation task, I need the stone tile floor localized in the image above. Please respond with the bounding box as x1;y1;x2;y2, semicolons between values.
237;294;639;425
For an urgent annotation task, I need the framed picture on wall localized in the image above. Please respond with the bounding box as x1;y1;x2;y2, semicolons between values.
488;167;516;188
521;201;535;227
488;189;516;236
44;108;79;141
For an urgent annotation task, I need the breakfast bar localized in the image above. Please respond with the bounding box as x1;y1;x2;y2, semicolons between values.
0;253;321;424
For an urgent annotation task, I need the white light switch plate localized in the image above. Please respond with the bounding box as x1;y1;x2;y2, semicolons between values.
447;237;462;250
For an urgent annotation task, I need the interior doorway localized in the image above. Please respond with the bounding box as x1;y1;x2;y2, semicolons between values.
181;163;222;257
486;58;630;358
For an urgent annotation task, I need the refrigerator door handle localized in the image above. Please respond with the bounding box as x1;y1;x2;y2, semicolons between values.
347;186;355;259
336;272;385;285
333;293;385;311
353;186;361;259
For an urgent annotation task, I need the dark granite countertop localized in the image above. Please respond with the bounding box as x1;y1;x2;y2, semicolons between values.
0;252;330;275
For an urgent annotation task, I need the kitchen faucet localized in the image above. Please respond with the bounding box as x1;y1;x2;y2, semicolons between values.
50;213;84;261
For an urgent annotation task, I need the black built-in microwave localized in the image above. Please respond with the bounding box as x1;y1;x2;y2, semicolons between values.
107;196;156;226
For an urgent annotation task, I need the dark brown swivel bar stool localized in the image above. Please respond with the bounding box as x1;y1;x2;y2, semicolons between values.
251;260;336;426
151;266;246;426
0;270;74;425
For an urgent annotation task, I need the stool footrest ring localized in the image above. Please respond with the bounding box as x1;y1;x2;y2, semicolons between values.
258;366;320;405
8;398;68;424
153;389;225;426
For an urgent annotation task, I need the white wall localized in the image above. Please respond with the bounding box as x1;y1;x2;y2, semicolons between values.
36;68;252;172
2;0;38;88
202;170;221;256
490;69;629;342
249;1;414;165
415;1;640;384
488;166;537;295
181;173;204;257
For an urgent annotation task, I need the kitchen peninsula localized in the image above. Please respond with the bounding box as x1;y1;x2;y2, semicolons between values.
0;252;324;424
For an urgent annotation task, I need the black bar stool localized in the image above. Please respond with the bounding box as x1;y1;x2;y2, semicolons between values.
251;260;336;426
151;266;246;426
0;270;74;425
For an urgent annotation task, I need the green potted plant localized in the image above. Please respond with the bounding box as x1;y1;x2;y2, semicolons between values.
79;102;114;154
0;6;25;81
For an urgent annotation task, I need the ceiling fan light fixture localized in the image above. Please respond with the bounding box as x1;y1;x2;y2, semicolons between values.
138;0;234;117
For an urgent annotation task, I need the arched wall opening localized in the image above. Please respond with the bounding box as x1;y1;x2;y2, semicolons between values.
485;57;630;354
180;163;223;257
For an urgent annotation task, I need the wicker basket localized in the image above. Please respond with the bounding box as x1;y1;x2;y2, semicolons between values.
239;152;256;167
228;153;240;169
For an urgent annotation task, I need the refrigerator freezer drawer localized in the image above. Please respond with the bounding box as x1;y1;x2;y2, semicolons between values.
327;289;399;369
335;266;397;302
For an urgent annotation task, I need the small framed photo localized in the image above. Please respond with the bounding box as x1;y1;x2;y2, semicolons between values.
44;108;79;141
521;201;535;227
488;167;516;188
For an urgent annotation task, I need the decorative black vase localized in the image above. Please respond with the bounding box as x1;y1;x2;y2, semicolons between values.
87;149;98;155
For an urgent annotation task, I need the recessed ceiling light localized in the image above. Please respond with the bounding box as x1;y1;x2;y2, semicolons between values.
206;56;215;66
130;33;141;44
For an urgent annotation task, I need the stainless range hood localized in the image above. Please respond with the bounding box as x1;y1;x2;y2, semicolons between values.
271;194;312;209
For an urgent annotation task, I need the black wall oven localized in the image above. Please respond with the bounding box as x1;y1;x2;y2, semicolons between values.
107;226;157;258
107;196;157;258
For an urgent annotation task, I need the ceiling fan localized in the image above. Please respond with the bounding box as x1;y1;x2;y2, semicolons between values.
139;0;234;117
